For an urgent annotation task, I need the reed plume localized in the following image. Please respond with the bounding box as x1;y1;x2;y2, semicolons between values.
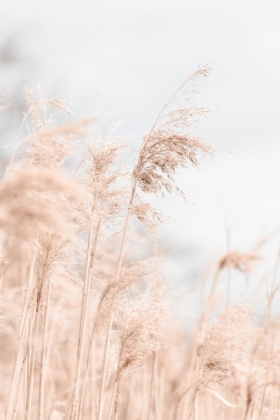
2;68;277;420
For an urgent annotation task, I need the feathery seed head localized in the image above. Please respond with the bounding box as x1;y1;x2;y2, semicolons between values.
196;305;255;391
96;258;157;333
116;285;169;380
134;66;214;197
219;251;262;273
0;167;86;240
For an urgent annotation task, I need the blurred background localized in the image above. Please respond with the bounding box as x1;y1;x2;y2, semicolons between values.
1;0;280;322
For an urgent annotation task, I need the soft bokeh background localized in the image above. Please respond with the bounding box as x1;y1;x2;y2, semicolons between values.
1;0;280;320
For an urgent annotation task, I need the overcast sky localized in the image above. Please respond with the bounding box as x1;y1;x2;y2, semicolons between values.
1;0;280;299
2;0;280;146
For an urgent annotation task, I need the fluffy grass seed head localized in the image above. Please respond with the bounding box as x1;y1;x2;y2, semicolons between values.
0;167;86;240
116;285;169;378
196;305;255;393
80;132;129;232
219;251;262;273
113;285;169;412
95;258;157;334
21;84;93;169
134;66;214;197
131;194;164;228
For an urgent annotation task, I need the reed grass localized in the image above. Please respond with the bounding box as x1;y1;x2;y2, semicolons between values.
0;69;279;420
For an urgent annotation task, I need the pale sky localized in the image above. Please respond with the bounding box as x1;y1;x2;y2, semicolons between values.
1;0;280;300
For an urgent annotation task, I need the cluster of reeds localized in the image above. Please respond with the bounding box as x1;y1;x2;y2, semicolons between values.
0;69;280;420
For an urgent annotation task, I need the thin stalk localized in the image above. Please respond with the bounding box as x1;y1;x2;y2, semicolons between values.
200;267;221;326
25;307;40;420
98;315;113;420
158;367;165;420
172;396;181;420
38;278;52;420
46;362;55;420
11;349;28;420
23;350;28;415
258;338;275;419
24;309;35;420
114;379;122;420
0;236;8;293
225;226;231;309
141;366;148;420
276;389;280;420
77;219;102;420
188;388;197;420
244;400;252;420
150;72;201;132
243;381;253;420
72;193;101;420
89;342;97;419
194;391;198;420
125;376;135;420
79;329;95;419
108;380;117;420
172;384;193;420
271;242;280;291
95;397;98;420
98;179;137;420
6;248;37;420
148;352;157;420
